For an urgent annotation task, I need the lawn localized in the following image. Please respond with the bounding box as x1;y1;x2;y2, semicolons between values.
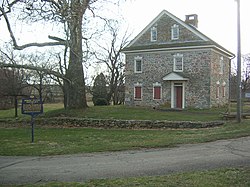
0;103;250;156
14;167;250;187
0;121;250;156
0;103;227;121
1;104;250;186
0;103;64;119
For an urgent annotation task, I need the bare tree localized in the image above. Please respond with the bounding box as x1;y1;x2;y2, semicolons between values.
242;54;250;95
25;53;58;103
230;54;250;100
0;0;104;109
0;51;31;117
94;20;130;105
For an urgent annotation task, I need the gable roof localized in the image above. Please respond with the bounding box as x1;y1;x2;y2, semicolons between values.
123;10;235;58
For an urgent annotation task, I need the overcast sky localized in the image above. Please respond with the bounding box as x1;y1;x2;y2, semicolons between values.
121;0;250;55
0;0;249;56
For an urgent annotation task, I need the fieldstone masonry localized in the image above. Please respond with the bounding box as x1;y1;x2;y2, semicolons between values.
49;118;224;129
0;118;224;129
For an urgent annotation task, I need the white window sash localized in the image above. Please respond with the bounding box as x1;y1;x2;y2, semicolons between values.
171;24;179;40
151;27;157;41
134;57;142;73
173;54;183;72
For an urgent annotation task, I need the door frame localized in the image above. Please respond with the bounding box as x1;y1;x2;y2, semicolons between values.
171;81;185;109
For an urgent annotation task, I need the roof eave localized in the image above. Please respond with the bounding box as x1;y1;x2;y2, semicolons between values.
122;45;235;58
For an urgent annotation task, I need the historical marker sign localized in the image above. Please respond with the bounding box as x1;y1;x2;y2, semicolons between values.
21;96;43;143
22;97;43;115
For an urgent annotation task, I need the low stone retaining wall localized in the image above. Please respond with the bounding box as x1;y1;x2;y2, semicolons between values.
28;117;224;129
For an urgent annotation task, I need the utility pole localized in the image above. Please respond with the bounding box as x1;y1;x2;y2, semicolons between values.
236;0;242;123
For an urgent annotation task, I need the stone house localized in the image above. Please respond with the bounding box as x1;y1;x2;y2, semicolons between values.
122;10;235;109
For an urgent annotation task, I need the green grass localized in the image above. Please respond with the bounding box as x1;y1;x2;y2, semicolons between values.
0;103;249;156
14;167;250;187
0;103;226;121
0;103;64;119
40;105;226;121
0;121;249;156
1;105;250;186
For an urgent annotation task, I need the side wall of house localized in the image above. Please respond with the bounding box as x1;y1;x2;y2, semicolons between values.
210;50;230;107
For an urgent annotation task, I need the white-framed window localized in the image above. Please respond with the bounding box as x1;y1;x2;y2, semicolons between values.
153;82;162;100
220;56;224;74
171;24;179;40
173;53;183;72
134;83;142;100
134;56;142;73
151;27;157;41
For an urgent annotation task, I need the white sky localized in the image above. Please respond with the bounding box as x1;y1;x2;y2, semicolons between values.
0;0;249;59
121;0;250;56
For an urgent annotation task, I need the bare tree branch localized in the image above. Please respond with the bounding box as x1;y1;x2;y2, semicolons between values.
48;35;66;42
0;62;70;83
0;6;67;50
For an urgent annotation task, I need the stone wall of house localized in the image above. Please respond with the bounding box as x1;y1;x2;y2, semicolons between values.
132;14;202;47
124;49;215;108
184;50;212;108
210;51;230;107
125;51;172;107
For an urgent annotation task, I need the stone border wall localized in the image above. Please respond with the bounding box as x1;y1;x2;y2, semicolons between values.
33;117;224;129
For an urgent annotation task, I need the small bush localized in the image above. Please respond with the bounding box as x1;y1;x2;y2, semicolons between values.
94;98;108;106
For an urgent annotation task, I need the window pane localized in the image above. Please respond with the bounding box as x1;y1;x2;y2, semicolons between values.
136;60;142;72
173;28;178;38
151;27;157;41
172;25;179;39
174;57;183;71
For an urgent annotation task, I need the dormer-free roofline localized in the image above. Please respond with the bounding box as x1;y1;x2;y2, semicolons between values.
126;10;210;48
123;9;235;58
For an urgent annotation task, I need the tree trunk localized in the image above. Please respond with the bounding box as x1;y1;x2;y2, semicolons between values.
65;2;87;109
14;96;18;118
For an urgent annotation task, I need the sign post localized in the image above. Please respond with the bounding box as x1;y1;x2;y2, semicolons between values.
21;96;43;143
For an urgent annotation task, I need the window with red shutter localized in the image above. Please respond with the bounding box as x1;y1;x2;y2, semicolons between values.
134;86;142;100
154;86;161;100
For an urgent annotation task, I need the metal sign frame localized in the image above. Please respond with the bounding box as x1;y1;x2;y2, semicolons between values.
21;96;43;143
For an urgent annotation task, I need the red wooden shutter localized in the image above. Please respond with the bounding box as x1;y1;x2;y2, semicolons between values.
154;86;161;100
135;86;142;99
216;85;220;98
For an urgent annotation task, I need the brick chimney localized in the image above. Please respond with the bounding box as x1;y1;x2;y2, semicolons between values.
185;14;198;28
